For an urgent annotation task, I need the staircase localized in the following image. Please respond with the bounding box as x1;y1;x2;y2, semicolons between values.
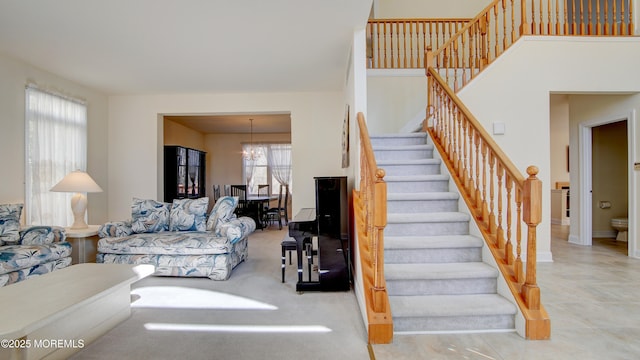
371;132;517;333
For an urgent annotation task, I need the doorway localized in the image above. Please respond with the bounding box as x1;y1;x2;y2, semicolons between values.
578;114;634;257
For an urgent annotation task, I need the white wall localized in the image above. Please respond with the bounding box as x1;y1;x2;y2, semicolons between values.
458;36;640;260
374;0;491;18
108;92;347;220
0;53;109;226
367;72;426;134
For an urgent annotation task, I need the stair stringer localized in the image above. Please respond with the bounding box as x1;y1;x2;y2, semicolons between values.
425;130;526;338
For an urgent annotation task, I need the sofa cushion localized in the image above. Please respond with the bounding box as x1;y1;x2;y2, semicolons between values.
19;226;56;245
0;242;72;275
98;232;232;255
131;198;171;233
0;203;23;246
169;198;209;231
206;196;239;231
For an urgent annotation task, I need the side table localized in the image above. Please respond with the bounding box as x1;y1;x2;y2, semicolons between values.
65;225;100;264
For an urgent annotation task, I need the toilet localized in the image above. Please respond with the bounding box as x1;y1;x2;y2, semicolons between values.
610;217;628;242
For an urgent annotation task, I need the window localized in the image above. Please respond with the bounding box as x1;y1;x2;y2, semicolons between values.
25;85;87;226
243;143;291;195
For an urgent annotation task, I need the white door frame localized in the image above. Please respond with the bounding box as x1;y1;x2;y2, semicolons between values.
577;111;636;258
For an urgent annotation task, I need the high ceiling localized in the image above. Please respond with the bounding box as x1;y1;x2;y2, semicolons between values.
0;0;372;96
165;112;291;134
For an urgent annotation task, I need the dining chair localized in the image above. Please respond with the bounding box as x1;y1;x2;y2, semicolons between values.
257;184;270;197
265;184;289;229
223;184;231;196
213;184;221;202
230;185;248;216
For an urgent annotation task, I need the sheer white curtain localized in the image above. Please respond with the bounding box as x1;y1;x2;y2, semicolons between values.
267;144;292;190
25;85;87;226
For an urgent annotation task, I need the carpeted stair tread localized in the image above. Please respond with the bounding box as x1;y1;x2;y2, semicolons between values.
385;174;449;182
390;294;517;318
387;192;458;201
374;144;433;151
387;212;469;223
385;262;498;280
371;133;427;139
377;158;440;166
385;235;483;250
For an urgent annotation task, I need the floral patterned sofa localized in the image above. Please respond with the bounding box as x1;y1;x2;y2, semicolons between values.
0;203;71;287
97;196;255;281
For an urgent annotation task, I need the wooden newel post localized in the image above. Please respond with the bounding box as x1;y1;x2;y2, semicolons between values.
372;168;387;313
522;165;541;310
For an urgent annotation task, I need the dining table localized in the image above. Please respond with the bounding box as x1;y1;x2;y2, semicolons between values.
240;195;278;229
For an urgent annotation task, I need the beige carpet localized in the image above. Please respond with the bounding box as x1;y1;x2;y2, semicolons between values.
70;227;370;360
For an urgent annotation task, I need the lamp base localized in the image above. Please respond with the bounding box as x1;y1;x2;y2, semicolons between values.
70;192;89;230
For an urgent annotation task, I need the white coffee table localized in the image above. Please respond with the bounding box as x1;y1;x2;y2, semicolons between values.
0;263;154;360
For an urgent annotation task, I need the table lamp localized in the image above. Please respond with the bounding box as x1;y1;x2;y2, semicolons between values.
50;170;103;229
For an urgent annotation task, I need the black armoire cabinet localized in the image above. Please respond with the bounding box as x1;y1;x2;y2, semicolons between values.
164;146;206;202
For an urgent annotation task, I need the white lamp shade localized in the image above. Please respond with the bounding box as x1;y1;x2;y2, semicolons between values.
50;170;103;193
50;170;102;229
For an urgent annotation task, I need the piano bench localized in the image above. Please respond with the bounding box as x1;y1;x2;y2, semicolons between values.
281;236;297;283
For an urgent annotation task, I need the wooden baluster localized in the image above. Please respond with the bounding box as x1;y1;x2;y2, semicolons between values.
496;162;505;249
531;0;536;34
421;22;427;68
563;0;569;35
571;0;576;34
505;175;514;265
480;142;488;225
488;151;497;235
461;32;467;88
515;185;523;283
588;0;593;34
413;21;417;68
369;22;374;68
600;0;605;35
391;22;396;68
442;98;451;153
474;131;481;209
466;127;475;199
579;0;585;35
454;39;461;91
378;22;384;68
612;0;618;35
555;0;561;35
521;166;541;310
443;47;449;86
452;108;459;168
628;0;634;36
502;0;508;52
511;0;516;43
492;3;500;60
461;120;468;182
547;0;552;35
403;21;408;68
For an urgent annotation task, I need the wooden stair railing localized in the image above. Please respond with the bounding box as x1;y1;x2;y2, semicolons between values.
367;18;471;69
432;0;634;91
353;112;393;344
425;59;550;339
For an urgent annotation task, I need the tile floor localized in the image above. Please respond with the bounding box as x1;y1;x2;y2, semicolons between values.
371;226;640;359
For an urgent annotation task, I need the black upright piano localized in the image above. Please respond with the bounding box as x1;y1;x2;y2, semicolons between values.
288;176;350;292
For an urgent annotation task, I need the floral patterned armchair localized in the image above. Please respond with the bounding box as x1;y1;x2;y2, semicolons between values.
97;196;255;281
0;203;71;287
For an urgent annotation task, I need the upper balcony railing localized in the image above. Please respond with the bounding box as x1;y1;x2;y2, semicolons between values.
366;18;470;69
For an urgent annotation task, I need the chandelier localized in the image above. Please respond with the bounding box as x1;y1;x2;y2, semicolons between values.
243;118;263;161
